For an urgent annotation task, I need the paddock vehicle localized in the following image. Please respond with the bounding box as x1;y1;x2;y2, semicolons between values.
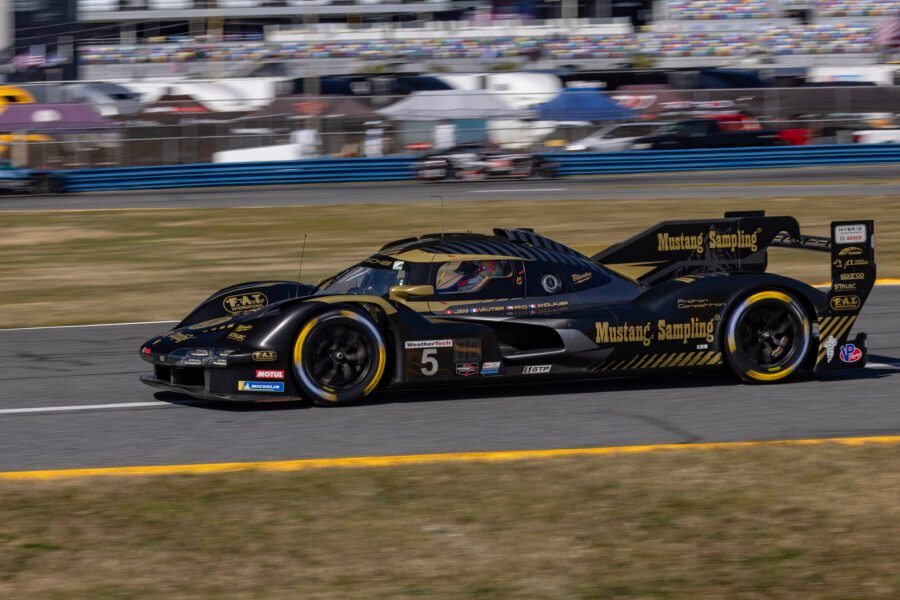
140;212;875;406
415;143;558;181
632;116;807;150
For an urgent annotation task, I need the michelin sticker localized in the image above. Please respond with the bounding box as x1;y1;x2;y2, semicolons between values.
238;381;284;393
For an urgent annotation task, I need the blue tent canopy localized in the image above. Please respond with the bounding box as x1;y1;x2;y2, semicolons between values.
537;87;637;121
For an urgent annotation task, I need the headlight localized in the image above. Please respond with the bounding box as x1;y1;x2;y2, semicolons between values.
166;348;236;367
566;144;587;152
632;143;653;150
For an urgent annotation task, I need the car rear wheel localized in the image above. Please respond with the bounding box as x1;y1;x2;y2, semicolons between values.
292;308;387;406
724;290;811;383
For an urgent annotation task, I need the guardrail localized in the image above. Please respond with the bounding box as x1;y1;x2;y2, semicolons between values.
63;144;900;193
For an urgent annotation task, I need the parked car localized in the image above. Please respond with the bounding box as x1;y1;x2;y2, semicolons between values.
852;129;900;144
564;122;671;152
415;143;559;181
632;116;808;150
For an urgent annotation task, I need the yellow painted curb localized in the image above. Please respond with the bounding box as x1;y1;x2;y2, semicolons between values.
2;435;899;481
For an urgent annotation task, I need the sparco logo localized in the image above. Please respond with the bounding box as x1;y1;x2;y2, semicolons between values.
223;292;268;314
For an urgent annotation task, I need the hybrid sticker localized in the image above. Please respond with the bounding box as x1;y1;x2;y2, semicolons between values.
823;336;837;362
405;339;453;349
223;292;268;314
255;370;284;379
834;224;867;245
238;381;285;393
839;344;862;364
456;363;479;377
522;365;552;374
252;351;278;362
481;361;501;375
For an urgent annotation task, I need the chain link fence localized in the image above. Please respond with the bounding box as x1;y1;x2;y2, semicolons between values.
6;86;899;169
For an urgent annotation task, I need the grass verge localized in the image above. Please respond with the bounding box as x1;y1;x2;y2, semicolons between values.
0;194;897;327
1;443;898;598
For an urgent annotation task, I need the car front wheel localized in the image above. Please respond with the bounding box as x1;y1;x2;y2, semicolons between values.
292;308;387;406
724;290;811;383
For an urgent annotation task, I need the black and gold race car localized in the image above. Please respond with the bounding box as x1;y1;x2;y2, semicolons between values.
140;212;875;405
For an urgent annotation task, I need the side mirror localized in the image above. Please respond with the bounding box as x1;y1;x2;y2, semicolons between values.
390;285;435;302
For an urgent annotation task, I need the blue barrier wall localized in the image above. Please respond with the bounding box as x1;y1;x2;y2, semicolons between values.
63;145;900;193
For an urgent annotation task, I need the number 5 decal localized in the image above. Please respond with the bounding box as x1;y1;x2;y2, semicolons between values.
421;348;438;376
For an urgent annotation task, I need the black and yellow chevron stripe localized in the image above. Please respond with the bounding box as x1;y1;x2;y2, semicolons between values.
816;315;858;365
590;351;722;372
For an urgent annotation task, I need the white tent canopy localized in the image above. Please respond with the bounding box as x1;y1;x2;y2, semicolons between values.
377;89;537;121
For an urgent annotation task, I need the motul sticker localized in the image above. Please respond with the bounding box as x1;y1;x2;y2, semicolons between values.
835;224;867;245
255;370;284;379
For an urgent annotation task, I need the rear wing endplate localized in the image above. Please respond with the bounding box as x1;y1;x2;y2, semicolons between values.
814;221;876;372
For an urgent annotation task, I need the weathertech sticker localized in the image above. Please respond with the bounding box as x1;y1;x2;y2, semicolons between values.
404;339;453;349
238;381;284;393
834;224;867;245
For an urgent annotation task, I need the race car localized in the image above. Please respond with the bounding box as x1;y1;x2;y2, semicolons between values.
0;160;67;194
414;143;559;181
140;212;875;406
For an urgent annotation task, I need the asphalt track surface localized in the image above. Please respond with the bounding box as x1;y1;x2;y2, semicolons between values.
1;286;898;472
1;164;900;211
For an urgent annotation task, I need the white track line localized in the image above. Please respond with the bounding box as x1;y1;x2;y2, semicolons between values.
0;402;177;415
0;320;178;333
468;188;566;193
867;362;900;370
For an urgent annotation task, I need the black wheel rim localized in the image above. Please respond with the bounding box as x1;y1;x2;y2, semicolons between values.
305;322;374;391
735;301;801;370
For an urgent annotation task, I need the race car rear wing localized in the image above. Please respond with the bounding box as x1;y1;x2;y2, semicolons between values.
592;211;804;284
591;212;876;371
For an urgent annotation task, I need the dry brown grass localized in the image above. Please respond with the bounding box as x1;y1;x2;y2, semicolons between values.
0;444;898;598
0;194;897;327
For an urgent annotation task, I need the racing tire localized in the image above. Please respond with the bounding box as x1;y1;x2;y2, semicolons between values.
29;174;50;195
292;308;387;406
724;290;811;383
533;160;558;179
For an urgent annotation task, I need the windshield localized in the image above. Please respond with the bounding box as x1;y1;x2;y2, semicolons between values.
315;260;408;298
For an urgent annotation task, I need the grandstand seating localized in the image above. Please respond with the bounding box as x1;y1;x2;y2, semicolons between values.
667;0;773;20
818;1;900;18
